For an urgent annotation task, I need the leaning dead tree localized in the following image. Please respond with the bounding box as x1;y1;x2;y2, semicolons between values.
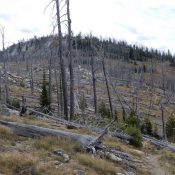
102;51;114;118
92;45;113;118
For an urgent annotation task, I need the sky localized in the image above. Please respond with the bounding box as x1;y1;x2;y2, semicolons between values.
0;0;175;54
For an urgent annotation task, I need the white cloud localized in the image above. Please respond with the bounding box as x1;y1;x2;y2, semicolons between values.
0;0;175;54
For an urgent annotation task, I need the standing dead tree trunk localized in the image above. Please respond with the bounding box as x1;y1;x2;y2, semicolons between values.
55;0;68;120
91;56;97;113
30;63;34;95
48;55;52;106
160;98;167;141
0;25;9;104
54;68;60;115
66;0;74;120
20;96;27;116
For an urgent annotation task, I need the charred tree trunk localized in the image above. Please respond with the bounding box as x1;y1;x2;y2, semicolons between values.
4;61;9;103
160;101;167;141
67;0;74;120
56;0;68;120
30;64;34;95
1;25;9;103
54;69;60;115
91;56;97;113
48;55;52;106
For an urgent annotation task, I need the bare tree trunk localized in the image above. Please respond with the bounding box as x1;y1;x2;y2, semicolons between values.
160;100;167;141
4;61;9;103
54;69;60;115
67;0;74;120
55;0;68;120
30;63;34;95
91;56;97;113
0;26;9;103
48;55;52;106
59;65;64;115
102;54;113;118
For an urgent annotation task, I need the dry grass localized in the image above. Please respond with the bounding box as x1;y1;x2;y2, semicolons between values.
104;136;142;159
0;152;39;175
76;153;119;175
33;136;83;154
159;149;175;174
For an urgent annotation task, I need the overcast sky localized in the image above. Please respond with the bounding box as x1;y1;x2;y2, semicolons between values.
0;0;175;53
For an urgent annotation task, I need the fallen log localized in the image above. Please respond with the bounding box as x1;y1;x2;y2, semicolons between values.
143;135;175;153
0;120;136;170
27;108;133;142
0;120;98;147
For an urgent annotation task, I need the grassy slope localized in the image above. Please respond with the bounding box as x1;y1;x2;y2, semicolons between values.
0;115;174;175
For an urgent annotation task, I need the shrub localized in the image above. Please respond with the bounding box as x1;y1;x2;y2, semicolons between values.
126;112;139;127
141;118;152;135
20;80;25;87
40;71;50;113
143;64;147;72
166;115;175;139
125;126;142;147
152;125;160;139
7;98;20;109
98;101;111;118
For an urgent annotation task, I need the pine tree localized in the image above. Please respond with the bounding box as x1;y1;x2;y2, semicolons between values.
40;70;50;113
166;115;175;139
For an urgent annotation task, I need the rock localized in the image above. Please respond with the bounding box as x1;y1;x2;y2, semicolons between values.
0;105;10;116
53;149;70;163
133;150;144;155
53;161;61;166
107;153;122;162
124;172;136;175
74;169;85;175
8;109;19;116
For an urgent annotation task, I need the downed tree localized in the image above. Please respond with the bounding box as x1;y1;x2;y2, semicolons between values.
143;135;175;153
26;108;175;153
0;120;97;147
27;108;175;152
27;107;133;142
0;120;136;171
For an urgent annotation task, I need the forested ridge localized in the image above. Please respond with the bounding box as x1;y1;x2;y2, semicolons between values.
2;33;174;63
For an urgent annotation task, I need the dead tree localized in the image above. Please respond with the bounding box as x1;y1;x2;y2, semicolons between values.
91;56;97;113
20;96;27;116
30;63;34;95
55;0;68;120
54;68;60;115
0;25;9;104
102;52;113;118
66;0;74;120
160;98;167;141
92;45;113;117
48;55;52;106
